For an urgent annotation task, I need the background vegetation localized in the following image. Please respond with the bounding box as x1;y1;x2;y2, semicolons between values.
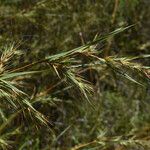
0;0;150;149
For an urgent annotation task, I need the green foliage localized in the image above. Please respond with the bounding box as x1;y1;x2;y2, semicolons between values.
0;0;150;150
